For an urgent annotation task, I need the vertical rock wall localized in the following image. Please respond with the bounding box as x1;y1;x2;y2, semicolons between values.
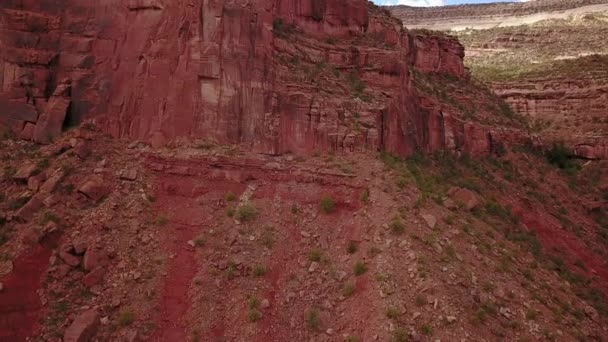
0;0;504;157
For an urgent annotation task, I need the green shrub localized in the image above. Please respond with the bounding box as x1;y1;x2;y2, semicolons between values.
343;283;355;297
236;204;258;222
390;218;405;235
253;264;266;277
546;143;578;173
225;192;236;202
305;308;321;330
353;261;367;276
346;241;357;254
385;307;400;319
319;196;336;214
118;308;134;326
272;18;296;38
308;249;321;262
360;189;369;204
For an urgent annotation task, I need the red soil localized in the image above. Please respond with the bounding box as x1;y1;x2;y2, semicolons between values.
513;204;608;297
0;235;58;341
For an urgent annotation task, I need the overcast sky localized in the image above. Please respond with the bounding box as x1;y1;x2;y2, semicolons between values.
373;0;528;6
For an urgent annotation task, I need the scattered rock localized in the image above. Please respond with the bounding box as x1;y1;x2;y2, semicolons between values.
27;175;43;192
73;241;88;255
74;140;92;159
125;329;139;342
40;170;65;193
412;311;421;320
15;195;43;222
83;248;107;271
300;230;311;238
13;163;38;182
59;249;81;267
421;214;437;229
82;267;106;287
308;261;319;273
43;195;60;207
78;177;110;202
56;264;72;278
334;270;347;282
447;316;457;323
261;299;270;309
448;187;480;210
120;168;138;181
63;309;100;342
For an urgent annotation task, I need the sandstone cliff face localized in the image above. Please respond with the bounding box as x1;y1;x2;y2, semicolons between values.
494;79;608;159
0;0;516;158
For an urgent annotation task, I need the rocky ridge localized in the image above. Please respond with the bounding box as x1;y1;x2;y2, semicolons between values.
391;0;608;30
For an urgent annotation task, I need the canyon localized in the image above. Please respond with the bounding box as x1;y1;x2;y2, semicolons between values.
391;0;608;160
0;1;607;341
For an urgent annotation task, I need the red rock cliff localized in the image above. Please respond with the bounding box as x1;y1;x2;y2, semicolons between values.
0;0;513;157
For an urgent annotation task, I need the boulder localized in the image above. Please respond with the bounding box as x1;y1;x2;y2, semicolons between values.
40;170;65;193
32;82;71;144
83;248;107;271
59;249;81;267
27;175;44;192
120;168;138;181
13;163;38;182
82;267;105;287
78;177;110;202
421;214;437;229
15;195;44;222
74;140;92;159
448;187;480;210
63;309;100;342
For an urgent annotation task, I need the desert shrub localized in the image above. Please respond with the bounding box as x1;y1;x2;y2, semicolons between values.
319;196;336;214
305;308;321;330
118;308;134;326
546;143;578;173
353;261;367;276
236;204;258;222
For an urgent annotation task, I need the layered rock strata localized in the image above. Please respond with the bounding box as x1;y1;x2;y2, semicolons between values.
0;0;522;158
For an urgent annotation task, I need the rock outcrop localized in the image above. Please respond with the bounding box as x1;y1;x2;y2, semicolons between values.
0;0;523;158
494;78;608;159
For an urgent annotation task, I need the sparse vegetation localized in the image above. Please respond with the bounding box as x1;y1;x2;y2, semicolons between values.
236;204;258;222
305;308;321;330
118;308;134;326
390;218;405;235
247;297;262;322
308;249;322;262
360;188;369;204
261;227;275;248
225;191;236;202
353;261;367;276
272;18;296;38
343;283;355;297
154;214;169;226
385;307;400;319
319;195;336;214
346;241;357;254
253;264;266;277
